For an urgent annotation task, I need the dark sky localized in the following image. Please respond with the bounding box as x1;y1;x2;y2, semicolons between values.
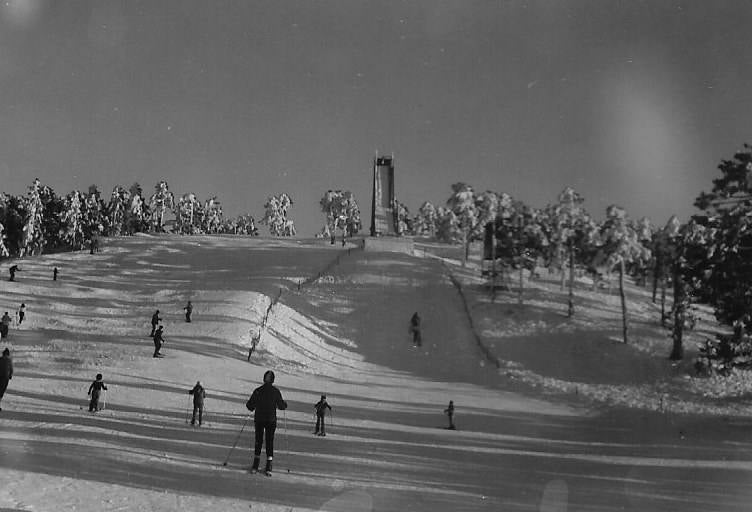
1;1;751;235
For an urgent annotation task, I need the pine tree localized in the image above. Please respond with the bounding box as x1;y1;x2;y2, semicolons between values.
61;190;86;249
149;181;175;232
261;193;295;236
175;193;202;234
127;183;150;234
413;201;438;237
203;196;223;234
0;193;25;256
445;183;478;265
21;178;46;256
320;190;361;242
107;185;131;236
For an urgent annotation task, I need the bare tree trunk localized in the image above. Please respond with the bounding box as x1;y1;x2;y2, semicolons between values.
652;252;661;303
567;246;575;318
619;260;629;344
462;232;468;268
670;264;684;360
518;263;524;305
660;278;667;327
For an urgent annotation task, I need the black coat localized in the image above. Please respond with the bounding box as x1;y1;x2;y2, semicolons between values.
246;383;287;423
0;355;12;380
189;384;205;405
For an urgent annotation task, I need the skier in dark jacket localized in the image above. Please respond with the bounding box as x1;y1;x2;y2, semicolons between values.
53;267;58;281
152;326;165;357
444;400;455;430
184;301;193;323
188;381;206;426
150;310;162;337
0;348;13;411
8;264;19;282
245;370;288;476
17;303;25;325
0;312;10;339
88;373;108;412
409;312;422;347
313;394;332;436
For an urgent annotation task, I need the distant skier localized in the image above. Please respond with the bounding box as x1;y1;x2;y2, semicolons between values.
245;370;288;476
247;330;260;361
150;310;162;337
444;400;456;430
313;394;332;436
184;301;193;323
17;303;25;325
152;325;165;358
53;267;58;281
0;312;10;339
409;312;422;347
87;373;108;412
188;380;206;426
0;348;13;412
8;264;19;282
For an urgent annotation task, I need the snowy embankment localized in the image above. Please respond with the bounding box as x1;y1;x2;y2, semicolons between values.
420;240;752;417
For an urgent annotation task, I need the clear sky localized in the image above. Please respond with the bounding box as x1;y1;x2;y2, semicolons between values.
1;1;751;236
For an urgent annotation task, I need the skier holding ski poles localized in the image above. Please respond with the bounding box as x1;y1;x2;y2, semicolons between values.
313;394;332;436
245;370;287;476
188;380;206;426
88;373;108;412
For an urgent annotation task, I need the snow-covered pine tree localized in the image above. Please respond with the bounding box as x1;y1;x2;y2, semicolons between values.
412;201;438;237
0;193;25;256
175;193;201;234
127;183;150;234
435;206;461;244
21;178;46;257
149;181;175;232
394;199;412;235
61;190;86;250
203;196;223;234
39;185;65;251
319;190;361;241
82;185;106;244
107;185;131;236
445;183;478;265
261;193;295;236
599;205;651;344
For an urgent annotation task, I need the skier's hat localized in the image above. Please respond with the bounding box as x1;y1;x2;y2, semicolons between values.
263;370;275;384
96;373;102;380
321;394;326;399
2;348;9;356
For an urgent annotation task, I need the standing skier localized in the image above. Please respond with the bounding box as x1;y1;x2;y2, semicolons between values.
150;310;162;337
184;301;193;323
17;303;26;325
87;373;108;412
313;394;332;436
245;370;288;476
444;400;456;430
409;312;422;347
0;348;13;411
0;312;11;339
152;326;165;358
53;267;58;281
188;380;206;426
8;264;19;282
247;330;260;361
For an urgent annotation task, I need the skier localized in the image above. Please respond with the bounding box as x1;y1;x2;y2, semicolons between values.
247;330;260;361
313;394;332;436
444;400;456;430
150;310;162;337
8;264;19;282
184;301;193;323
188;380;206;426
0;312;10;339
87;373;108;412
152;325;165;358
53;267;58;281
409;312;422;347
17;303;25;325
245;370;288;476
0;348;13;412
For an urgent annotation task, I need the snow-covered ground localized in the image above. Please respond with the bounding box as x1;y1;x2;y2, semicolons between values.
1;235;751;511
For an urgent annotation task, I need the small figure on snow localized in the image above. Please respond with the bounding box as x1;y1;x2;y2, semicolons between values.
444;400;455;430
247;330;260;361
8;264;19;282
152;325;165;358
0;348;13;412
17;303;25;325
246;370;288;476
409;312;422;347
188;380;206;426
184;301;193;323
53;267;58;281
313;394;332;436
150;310;162;337
88;373;108;412
0;312;11;339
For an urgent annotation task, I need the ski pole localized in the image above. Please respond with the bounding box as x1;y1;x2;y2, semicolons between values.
102;390;107;411
222;417;249;466
185;396;191;424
